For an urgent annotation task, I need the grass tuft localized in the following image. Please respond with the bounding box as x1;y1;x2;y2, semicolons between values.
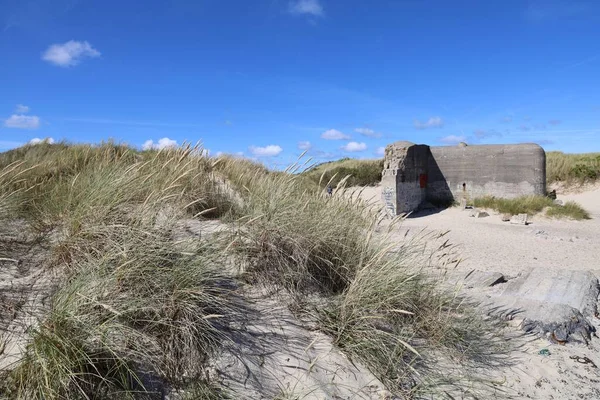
546;201;591;220
473;195;590;220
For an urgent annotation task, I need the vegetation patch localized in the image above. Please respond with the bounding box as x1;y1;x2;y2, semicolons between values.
546;151;600;184
473;195;590;220
303;157;384;188
0;142;513;398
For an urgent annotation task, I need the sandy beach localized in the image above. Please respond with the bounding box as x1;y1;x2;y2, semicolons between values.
356;184;600;399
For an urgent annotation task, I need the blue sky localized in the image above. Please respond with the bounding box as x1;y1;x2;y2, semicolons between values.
1;0;599;166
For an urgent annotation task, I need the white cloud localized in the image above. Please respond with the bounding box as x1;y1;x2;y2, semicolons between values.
439;135;467;145
297;141;312;150
341;141;367;152
15;104;29;113
414;116;444;130
4;114;40;129
28;137;55;145
321;129;350;140
289;0;324;17
42;40;101;67
375;146;385;156
142;137;178;150
355;127;381;138
249;144;283;157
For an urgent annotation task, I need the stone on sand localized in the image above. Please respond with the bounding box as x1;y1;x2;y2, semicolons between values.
510;213;529;225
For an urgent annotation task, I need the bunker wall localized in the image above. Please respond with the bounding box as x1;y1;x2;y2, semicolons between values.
381;143;429;215
427;144;546;203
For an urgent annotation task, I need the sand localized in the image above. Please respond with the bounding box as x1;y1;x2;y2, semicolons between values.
356;184;600;399
3;185;600;399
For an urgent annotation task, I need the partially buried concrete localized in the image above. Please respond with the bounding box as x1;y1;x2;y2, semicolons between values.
488;268;599;343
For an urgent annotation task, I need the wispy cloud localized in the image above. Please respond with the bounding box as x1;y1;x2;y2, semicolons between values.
414;116;444;130
501;116;513;123
549;119;562;125
15;104;29;113
375;146;385;156
321;129;350;140
42;40;101;67
537;139;555;145
519;125;531;131
4;114;40;129
249;144;283;157
473;129;502;139
29;137;55;145
288;0;324;17
354;127;382;138
439;135;466;145
297;141;312;150
142;137;178;150
341;141;367;152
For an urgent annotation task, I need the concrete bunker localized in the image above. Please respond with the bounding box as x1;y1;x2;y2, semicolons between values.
381;141;546;215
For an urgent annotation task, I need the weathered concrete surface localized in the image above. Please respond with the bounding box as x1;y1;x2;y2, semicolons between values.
459;270;507;288
381;141;429;215
489;268;599;343
428;143;546;203
382;141;546;216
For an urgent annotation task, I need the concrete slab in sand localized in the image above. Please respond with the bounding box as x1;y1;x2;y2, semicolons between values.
489;268;600;343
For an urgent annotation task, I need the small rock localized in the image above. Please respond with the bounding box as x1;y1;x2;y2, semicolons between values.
501;213;511;222
510;213;529;225
553;199;564;206
475;211;489;218
469;208;479;217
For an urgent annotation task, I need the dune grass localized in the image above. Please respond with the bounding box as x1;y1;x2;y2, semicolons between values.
0;142;241;399
0;142;509;398
546;151;600;184
303;157;384;188
546;201;591;220
318;228;512;398
473;195;590;220
216;157;512;396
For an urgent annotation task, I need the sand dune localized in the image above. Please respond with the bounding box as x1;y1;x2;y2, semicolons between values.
354;184;600;399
